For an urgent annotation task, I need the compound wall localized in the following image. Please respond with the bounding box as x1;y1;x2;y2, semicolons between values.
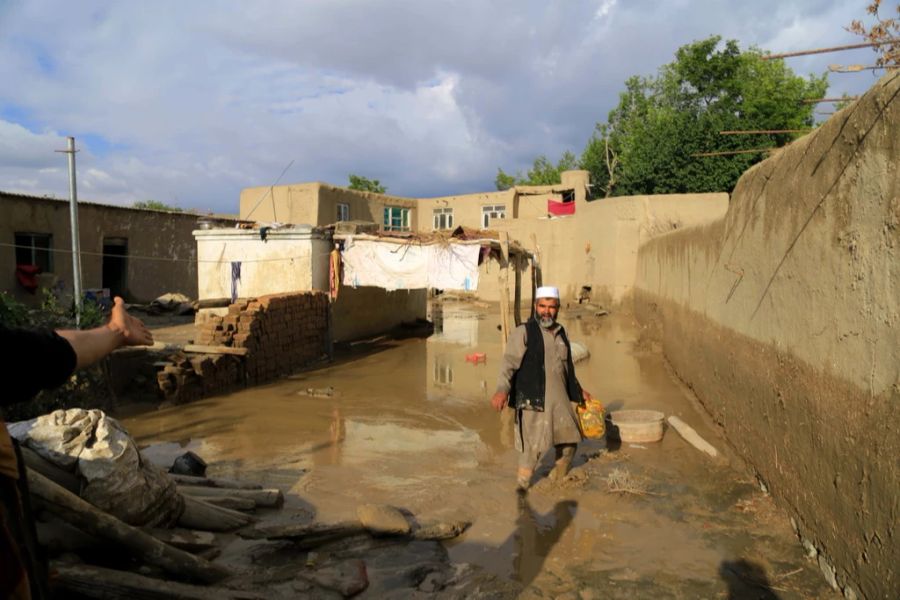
633;72;900;599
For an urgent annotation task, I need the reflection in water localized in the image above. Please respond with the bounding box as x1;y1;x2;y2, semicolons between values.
428;306;482;346
433;359;454;387
514;496;578;587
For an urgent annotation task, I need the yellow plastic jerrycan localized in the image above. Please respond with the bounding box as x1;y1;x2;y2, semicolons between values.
577;396;606;439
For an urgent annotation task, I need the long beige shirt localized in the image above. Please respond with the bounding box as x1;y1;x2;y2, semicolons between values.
496;324;582;465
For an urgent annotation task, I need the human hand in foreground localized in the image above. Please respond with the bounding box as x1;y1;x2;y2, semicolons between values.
491;391;508;412
108;296;153;347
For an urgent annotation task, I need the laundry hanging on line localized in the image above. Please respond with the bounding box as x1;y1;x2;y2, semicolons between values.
340;240;480;291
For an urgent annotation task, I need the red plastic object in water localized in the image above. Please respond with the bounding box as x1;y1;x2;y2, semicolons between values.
465;352;487;364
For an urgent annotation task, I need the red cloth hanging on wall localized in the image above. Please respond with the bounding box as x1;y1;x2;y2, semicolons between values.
547;199;575;216
15;265;41;293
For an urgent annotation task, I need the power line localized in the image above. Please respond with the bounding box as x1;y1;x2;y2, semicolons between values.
761;38;900;60
1;241;325;264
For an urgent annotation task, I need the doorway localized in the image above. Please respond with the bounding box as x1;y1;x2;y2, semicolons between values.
102;237;128;298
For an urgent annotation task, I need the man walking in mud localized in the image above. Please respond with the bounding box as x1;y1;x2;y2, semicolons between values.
491;286;591;491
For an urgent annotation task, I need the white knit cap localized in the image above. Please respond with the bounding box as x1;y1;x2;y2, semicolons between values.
535;286;560;300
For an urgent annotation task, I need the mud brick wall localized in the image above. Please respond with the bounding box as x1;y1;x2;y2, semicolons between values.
158;292;329;403
633;72;900;599
238;293;329;384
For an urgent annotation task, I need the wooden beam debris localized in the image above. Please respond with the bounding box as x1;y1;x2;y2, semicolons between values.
27;469;230;584
169;473;264;490
51;563;264;600
667;416;719;458
178;485;284;509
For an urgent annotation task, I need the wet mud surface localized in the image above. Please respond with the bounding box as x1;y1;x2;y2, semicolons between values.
120;303;836;598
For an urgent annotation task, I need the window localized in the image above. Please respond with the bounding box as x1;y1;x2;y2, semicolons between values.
433;207;454;230
336;203;350;222
481;204;507;228
15;232;53;272
383;206;411;231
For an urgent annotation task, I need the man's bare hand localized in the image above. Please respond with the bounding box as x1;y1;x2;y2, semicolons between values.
491;391;509;412
107;296;153;346
581;388;592;404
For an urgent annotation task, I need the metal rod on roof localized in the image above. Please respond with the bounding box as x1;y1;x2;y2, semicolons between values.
718;129;811;135
56;137;84;326
691;148;775;157
761;38;900;60
828;64;899;73
801;97;859;104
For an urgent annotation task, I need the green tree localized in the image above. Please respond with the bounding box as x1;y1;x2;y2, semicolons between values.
132;200;182;212
495;152;579;190
348;174;387;194
582;36;828;196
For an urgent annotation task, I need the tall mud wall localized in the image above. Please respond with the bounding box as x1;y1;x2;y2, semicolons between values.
634;72;900;599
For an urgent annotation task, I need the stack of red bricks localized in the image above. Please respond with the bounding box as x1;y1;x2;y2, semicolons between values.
157;291;329;403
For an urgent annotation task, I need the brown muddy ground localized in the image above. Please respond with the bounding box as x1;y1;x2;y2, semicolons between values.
119;303;836;599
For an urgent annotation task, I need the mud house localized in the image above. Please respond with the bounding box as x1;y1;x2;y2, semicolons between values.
0;191;238;304
238;171;728;306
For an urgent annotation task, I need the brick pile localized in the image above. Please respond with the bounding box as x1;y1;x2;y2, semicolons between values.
157;292;329;403
156;354;243;404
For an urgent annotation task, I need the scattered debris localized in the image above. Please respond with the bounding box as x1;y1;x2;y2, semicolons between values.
172;451;208;477
667;415;719;458
606;467;649;496
465;352;487;364
297;386;335;398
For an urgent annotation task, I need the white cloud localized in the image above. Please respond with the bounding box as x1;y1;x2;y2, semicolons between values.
0;0;883;212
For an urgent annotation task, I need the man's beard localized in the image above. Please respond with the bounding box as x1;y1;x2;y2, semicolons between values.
539;316;555;329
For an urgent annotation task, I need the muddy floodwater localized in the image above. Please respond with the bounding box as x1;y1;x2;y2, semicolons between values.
122;304;835;598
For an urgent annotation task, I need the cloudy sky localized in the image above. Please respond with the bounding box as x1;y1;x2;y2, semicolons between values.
0;1;886;213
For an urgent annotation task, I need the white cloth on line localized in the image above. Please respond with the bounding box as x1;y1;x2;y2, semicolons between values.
341;240;480;291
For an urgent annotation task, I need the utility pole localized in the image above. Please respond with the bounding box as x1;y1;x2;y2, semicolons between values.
57;137;83;326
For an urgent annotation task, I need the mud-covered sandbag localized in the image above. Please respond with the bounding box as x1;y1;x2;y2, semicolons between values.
9;408;183;527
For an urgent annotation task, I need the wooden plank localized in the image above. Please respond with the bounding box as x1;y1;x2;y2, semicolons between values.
177;495;256;532
178;486;283;509
51;563;264;600
182;345;249;356
198;496;256;511
530;233;543;288
145;528;219;553
169;473;263;490
667;416;719;458
20;445;80;494
498;232;512;351
27;469;229;584
513;254;522;327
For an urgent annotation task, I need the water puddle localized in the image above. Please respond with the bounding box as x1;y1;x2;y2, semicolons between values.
120;303;831;596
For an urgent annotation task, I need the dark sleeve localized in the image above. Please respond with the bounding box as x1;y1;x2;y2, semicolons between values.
0;326;77;405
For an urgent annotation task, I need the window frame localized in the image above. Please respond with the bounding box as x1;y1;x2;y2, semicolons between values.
432;207;454;230
336;202;350;222
14;232;53;272
481;204;507;228
383;206;411;232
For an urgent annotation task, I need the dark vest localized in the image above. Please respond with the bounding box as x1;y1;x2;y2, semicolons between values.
508;318;582;411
